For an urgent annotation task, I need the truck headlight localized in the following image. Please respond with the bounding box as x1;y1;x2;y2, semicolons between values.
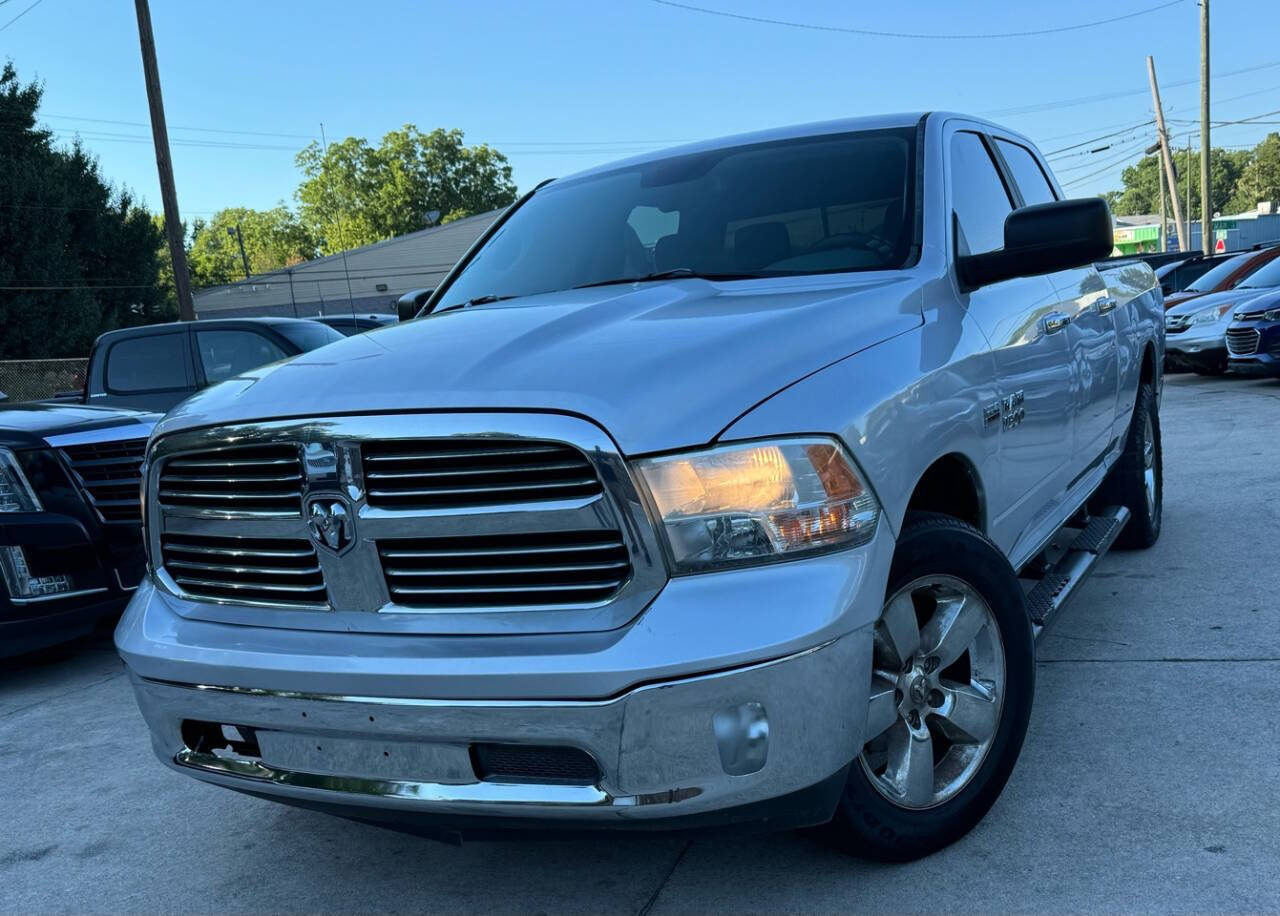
633;437;880;573
0;447;42;513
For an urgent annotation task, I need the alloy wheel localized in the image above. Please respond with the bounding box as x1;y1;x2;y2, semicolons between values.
859;575;1006;810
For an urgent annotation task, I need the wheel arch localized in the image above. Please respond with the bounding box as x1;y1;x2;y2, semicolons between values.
904;452;987;534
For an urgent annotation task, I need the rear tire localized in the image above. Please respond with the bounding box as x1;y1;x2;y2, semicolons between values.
829;513;1034;862
1096;381;1162;549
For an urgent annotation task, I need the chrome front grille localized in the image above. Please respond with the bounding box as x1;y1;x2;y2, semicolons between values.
1226;327;1261;356
60;438;147;523
147;414;665;633
379;531;631;608
158;444;302;516
160;532;326;607
362;439;602;509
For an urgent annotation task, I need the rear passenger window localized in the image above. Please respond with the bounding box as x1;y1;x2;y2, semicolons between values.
105;334;189;393
196;330;288;384
951;132;1013;257
995;139;1058;206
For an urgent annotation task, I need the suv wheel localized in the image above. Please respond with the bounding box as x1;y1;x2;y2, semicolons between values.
830;513;1035;862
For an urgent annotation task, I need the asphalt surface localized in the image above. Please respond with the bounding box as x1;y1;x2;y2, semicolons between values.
4;372;1279;914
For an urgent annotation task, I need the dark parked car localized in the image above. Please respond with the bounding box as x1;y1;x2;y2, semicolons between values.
82;317;344;412
1226;290;1280;377
313;314;396;336
1163;245;1280;311
1152;254;1230;298
0;401;156;656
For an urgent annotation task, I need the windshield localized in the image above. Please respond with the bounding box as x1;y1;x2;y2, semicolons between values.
276;322;345;351
433;128;918;310
1184;252;1251;292
1235;254;1280;289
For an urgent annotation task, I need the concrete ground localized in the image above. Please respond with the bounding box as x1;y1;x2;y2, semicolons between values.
3;373;1278;914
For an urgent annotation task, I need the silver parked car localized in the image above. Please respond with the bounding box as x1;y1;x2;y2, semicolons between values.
116;112;1164;861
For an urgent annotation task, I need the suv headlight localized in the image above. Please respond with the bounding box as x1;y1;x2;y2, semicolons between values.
0;447;42;513
1265;308;1280;322
633;437;880;573
1190;303;1233;326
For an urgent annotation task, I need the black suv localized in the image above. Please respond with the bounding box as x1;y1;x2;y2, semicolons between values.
82;317;344;412
1;401;156;656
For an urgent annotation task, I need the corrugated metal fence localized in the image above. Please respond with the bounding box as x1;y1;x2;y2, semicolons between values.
0;358;88;402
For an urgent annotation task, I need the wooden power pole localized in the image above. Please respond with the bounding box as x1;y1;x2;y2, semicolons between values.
134;0;194;321
1158;156;1167;252
1200;0;1212;254
1147;56;1188;253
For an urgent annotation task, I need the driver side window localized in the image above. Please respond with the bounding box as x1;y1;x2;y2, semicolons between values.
951;131;1014;257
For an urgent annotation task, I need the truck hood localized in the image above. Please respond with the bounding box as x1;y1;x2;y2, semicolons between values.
157;276;923;454
0;402;159;450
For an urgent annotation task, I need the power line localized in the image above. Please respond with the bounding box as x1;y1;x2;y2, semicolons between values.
981;57;1280;118
1051;134;1154;172
1044;121;1154;157
1061;148;1148;188
647;0;1185;39
0;0;43;31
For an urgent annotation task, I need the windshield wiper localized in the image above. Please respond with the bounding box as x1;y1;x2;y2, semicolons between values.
573;268;762;290
434;293;518;314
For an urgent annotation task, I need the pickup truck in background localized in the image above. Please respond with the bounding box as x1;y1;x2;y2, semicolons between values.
116;113;1164;861
78;317;344;412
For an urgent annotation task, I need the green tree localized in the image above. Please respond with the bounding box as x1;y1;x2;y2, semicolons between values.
1106;147;1250;220
295;126;516;254
187;205;315;287
1226;132;1280;214
0;63;166;360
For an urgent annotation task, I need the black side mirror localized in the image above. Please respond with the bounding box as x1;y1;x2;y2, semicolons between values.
958;198;1114;291
396;288;434;322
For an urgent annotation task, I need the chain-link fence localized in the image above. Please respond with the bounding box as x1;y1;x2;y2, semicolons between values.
0;358;88;402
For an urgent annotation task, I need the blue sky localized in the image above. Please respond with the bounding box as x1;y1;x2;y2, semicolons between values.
6;0;1280;218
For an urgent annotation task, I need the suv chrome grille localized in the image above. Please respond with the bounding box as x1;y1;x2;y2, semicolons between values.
160;532;326;606
378;531;631;608
1226;327;1261;355
361;439;602;509
60;438;147;523
159;444;302;516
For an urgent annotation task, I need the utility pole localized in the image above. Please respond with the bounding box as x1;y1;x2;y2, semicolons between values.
1200;0;1212;255
134;0;194;321
1147;56;1188;253
1186;135;1192;246
1158;155;1167;252
227;224;251;279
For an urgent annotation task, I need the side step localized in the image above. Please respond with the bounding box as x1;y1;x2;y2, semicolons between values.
1025;505;1130;642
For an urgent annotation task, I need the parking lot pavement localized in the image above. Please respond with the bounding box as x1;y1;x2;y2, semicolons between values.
3;372;1278;914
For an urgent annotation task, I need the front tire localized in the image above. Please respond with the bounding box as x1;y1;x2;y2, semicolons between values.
830;513;1035;862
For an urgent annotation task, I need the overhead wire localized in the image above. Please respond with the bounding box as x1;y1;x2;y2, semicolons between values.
646;0;1186;39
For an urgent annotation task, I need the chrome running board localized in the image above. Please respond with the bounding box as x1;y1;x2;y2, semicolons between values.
1025;505;1130;642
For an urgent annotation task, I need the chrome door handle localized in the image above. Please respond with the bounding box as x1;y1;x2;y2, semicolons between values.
1043;312;1071;334
1096;296;1118;314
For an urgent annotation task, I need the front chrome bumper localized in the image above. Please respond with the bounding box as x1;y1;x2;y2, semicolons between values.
128;631;870;826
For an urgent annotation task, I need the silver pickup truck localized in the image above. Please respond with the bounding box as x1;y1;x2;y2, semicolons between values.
117;112;1163;861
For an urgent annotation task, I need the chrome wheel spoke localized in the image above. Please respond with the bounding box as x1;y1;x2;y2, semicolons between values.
920;592;985;669
865;674;900;740
933;682;998;745
883;720;934;807
875;591;921;669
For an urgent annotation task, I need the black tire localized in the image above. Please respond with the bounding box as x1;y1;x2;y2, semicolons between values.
829;513;1035;862
1095;381;1162;549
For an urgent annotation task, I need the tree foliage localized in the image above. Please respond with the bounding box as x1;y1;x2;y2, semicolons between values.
1105;135;1280;219
187;205;315;287
0;63;168;360
1105;147;1250;219
295;126;517;254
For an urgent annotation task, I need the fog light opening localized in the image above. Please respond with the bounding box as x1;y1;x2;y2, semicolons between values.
713;701;769;776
